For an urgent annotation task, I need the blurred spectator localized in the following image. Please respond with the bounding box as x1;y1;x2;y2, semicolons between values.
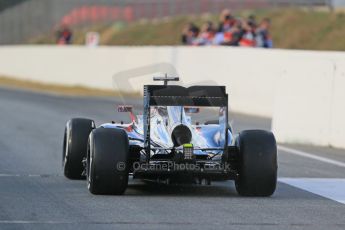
247;15;257;29
194;21;216;46
221;18;244;46
256;18;273;48
56;24;73;45
217;9;235;33
181;23;199;45
239;19;256;47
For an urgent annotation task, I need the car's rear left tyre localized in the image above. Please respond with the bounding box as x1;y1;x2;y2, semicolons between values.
235;130;277;196
63;118;95;179
87;128;129;195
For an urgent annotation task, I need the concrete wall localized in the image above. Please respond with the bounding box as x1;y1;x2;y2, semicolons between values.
0;46;280;117
0;45;344;148
271;56;335;146
271;52;345;149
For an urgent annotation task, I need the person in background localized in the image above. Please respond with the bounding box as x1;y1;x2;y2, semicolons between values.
181;23;200;45
221;18;245;46
213;9;231;45
256;18;273;48
56;24;73;45
247;15;257;29
194;21;216;46
239;18;256;47
217;9;235;33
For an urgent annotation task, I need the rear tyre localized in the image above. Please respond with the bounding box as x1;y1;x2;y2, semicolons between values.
235;130;277;196
87;128;129;195
63;118;95;179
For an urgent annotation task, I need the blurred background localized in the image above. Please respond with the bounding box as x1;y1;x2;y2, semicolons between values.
0;0;345;50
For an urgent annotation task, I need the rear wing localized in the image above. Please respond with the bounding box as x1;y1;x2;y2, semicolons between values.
144;85;228;107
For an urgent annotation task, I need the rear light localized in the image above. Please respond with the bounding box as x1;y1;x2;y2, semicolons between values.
183;143;194;160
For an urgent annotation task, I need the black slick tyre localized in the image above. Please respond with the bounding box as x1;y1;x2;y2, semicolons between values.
87;128;129;195
235;130;277;196
63;118;95;179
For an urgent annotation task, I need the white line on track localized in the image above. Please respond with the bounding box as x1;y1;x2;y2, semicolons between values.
0;174;57;177
0;220;70;224
0;174;21;177
278;146;345;204
0;174;40;177
278;145;345;168
279;178;345;205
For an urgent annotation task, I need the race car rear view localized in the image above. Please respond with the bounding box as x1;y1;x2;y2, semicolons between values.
62;76;277;196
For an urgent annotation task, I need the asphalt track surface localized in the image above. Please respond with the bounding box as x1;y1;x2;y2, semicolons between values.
0;87;345;230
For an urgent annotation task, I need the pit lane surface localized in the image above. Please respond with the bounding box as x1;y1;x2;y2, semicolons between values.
0;87;345;230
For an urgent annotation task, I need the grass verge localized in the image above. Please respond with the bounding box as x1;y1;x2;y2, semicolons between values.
0;76;140;98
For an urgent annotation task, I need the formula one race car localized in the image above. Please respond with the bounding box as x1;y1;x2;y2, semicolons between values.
62;76;277;196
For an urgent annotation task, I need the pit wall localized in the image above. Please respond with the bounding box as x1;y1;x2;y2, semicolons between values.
0;46;344;148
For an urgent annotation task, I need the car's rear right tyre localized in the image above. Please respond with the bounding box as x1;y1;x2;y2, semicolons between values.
235;130;277;196
87;128;129;195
